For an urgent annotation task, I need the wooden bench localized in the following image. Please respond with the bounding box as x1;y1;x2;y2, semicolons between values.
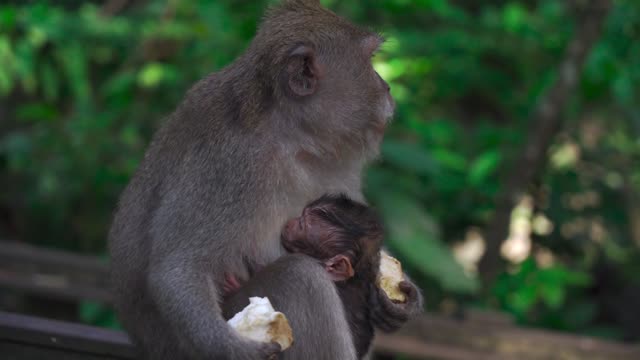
0;241;110;303
3;310;640;360
2;241;640;359
0;311;134;360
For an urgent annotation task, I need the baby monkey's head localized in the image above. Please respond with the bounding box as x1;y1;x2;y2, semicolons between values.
281;194;383;282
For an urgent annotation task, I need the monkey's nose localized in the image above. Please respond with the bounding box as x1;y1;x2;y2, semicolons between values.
283;218;298;235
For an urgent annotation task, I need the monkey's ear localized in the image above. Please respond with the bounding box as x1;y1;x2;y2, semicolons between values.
286;45;320;97
325;255;354;282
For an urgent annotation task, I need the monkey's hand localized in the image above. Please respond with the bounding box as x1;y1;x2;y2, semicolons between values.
369;279;423;333
234;339;281;360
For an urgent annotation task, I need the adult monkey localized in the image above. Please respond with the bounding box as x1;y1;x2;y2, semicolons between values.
108;0;422;359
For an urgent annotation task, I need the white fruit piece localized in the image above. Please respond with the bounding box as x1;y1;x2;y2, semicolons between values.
377;251;406;302
227;297;293;350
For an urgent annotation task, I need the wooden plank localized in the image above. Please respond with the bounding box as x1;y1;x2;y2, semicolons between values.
2;242;640;359
2;310;640;360
396;314;640;360
374;333;513;360
0;311;135;359
0;241;111;302
0;241;108;272
0;310;490;360
0;342;124;360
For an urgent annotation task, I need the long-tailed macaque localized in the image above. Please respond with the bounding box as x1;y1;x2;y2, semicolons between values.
108;1;422;359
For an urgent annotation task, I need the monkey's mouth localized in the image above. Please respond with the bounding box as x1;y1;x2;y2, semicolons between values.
374;100;395;136
280;233;294;253
372;118;390;136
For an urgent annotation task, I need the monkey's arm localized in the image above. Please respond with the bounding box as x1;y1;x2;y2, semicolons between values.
223;254;358;360
145;184;281;359
148;254;280;359
147;256;230;352
368;275;423;332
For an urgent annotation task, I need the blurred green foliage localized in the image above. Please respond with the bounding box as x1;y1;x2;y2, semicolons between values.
1;0;640;339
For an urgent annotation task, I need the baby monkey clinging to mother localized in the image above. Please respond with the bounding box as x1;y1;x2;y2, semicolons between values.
281;194;417;358
224;194;415;359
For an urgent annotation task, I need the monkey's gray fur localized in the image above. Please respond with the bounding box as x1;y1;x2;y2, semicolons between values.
108;0;419;359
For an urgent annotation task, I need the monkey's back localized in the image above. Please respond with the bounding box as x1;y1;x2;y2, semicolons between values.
107;72;282;347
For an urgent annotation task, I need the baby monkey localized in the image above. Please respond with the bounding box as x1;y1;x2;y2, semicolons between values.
280;194;385;358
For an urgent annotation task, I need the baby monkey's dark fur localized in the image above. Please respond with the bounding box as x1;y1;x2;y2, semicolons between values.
281;194;385;358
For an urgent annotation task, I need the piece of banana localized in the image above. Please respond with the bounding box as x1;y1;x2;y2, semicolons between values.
227;297;293;350
377;252;406;302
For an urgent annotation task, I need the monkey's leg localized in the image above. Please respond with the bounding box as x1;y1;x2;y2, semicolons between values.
223;254;358;360
115;295;187;360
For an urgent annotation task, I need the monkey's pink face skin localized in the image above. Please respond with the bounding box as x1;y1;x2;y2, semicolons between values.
281;217;304;251
281;212;356;282
375;71;395;118
374;91;394;136
281;211;326;253
364;36;395;138
281;210;336;258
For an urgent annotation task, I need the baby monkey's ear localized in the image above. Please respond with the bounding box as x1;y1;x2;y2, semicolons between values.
324;255;354;282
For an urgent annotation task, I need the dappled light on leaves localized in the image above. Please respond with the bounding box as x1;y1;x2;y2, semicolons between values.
452;228;485;275
501;195;533;264
531;214;553;236
550;140;580;170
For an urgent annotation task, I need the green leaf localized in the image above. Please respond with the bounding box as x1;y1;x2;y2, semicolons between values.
102;70;136;100
430;148;466;171
468;150;501;185
137;63;177;88
562;269;592;287
538;283;565;309
411;118;460;146
365;166;428;199
16;103;58;122
0;6;17;30
503;3;527;32
40;62;59;101
381;139;439;176
15;38;37;94
55;43;91;109
509;284;537;314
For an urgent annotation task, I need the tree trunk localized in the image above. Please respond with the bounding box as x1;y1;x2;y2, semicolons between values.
478;0;613;283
